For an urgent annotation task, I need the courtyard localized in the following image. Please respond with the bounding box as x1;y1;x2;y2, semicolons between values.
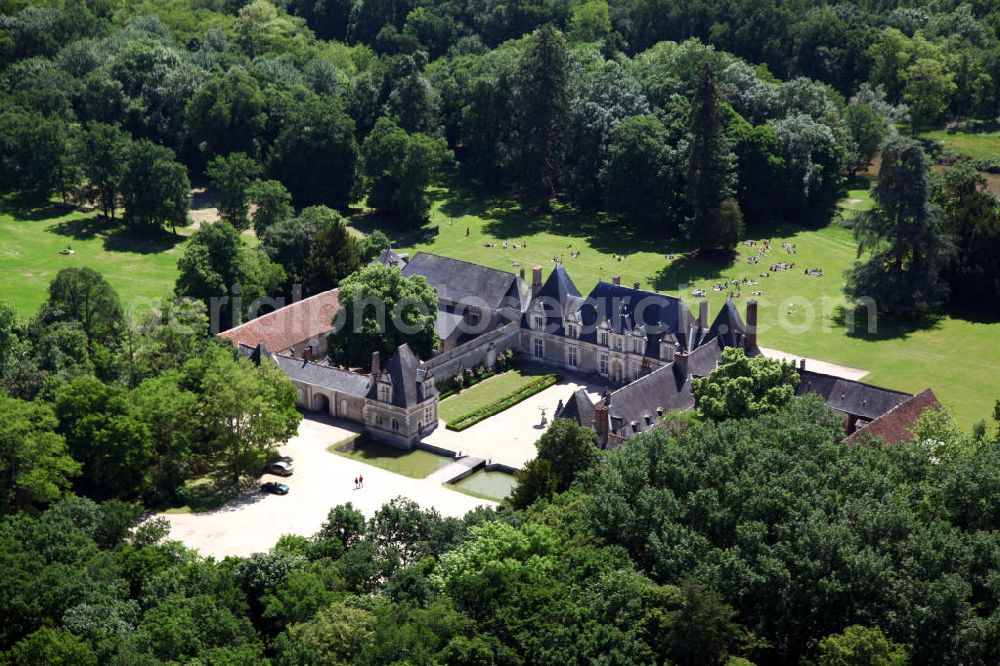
160;415;494;558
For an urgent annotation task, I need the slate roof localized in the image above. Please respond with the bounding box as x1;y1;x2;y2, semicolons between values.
796;369;911;421
556;388;596;428
402;252;523;311
369;344;435;408
603;364;695;439
238;343;370;396
847;388;941;445
576;281;699;354
374;247;406;267
220;289;340;353
700;300;747;349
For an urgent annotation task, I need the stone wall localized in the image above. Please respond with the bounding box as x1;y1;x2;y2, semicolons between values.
426;320;521;383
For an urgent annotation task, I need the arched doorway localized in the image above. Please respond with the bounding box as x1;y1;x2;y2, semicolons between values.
339;399;348;418
312;392;330;413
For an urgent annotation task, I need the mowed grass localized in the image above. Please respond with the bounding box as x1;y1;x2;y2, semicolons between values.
389;182;1000;428
919;128;1000;161
438;368;545;423
0;204;184;315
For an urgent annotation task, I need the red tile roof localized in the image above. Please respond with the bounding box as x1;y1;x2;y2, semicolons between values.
847;388;941;445
220;289;340;352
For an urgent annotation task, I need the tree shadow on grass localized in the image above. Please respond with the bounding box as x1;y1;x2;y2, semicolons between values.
830;304;944;341
0;199;77;222
650;250;738;292
48;214;186;254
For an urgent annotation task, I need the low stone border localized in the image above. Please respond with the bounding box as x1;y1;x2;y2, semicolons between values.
445;374;560;432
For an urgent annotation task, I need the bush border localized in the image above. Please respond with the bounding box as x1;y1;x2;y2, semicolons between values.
445;374;560;431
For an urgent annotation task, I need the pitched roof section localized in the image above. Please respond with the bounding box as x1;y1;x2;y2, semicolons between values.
556;388;596;428
700;300;746;349
604;364;695;439
220;289;340;353
577;281;697;353
796;369;911;421
402;252;523;311
236;343;370;397
370;344;435;408
536;264;581;303
847;388;941;445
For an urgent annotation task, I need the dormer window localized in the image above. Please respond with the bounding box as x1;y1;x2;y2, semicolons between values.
423;379;434;396
660;339;675;361
599;331;609;346
533;315;544;330
566;324;578;338
378;384;391;402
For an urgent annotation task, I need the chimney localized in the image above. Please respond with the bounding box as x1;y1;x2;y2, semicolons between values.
531;266;543;298
519;268;525;280
612;275;621;285
633;281;640;290
371;350;380;376
698;299;709;331
594;399;610;445
745;300;758;351
799;358;806;371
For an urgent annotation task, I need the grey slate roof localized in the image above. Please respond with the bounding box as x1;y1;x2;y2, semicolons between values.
796;369;910;421
403;252;523;311
239;343;371;396
370;344;435;408
700;300;747;349
577;281;698;354
275;354;371;396
556;388;596;428
374;247;405;267
604;364;695;438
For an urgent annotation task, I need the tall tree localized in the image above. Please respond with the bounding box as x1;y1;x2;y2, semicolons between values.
684;65;743;250
248;179;293;236
602;114;676;229
120;140;190;234
846;137;953;315
692;347;799;421
269;92;360;209
932;164;1000;313
511;418;599;509
206;152;263;230
41;267;123;347
302;207;362;295
75;122;130;220
0;395;79;515
361;117;452;225
326;264;437;367
843;102;885;173
185;67;267;159
513;26;569;206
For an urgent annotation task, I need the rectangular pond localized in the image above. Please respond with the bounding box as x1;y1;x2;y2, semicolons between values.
333;440;453;478
450;469;518;502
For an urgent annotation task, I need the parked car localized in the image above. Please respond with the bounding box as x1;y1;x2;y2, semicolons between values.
261;482;289;495
264;460;293;476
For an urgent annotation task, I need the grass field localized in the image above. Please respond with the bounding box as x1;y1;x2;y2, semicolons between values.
0;203;185;315
919;128;1000;161
389;181;1000;428
438;368;545;423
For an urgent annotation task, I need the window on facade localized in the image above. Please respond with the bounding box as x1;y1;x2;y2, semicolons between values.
391;418;399;431
599;331;608;346
375;414;384;427
533;338;544;358
600;355;609;375
613;336;622;351
567;346;578;367
567;324;577;338
424;405;435;423
632;364;640;380
378;384;391;402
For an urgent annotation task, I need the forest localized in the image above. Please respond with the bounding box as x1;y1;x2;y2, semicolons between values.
3;0;1000;663
2;0;1000;316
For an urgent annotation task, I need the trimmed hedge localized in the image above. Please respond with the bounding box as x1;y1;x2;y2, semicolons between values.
445;374;560;431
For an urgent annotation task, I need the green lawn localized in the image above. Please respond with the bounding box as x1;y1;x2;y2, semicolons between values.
0;203;185;315
919;128;1000;161
438;368;547;423
331;439;452;478
388;183;1000;428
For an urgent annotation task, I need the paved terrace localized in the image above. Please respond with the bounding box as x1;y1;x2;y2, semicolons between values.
161;416;493;559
